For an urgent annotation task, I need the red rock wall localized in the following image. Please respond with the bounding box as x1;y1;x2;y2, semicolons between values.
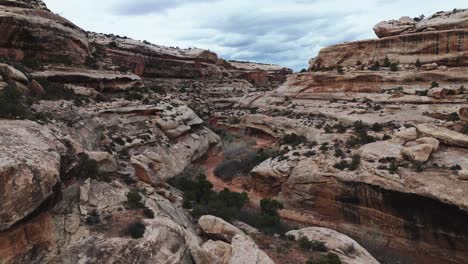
315;29;468;67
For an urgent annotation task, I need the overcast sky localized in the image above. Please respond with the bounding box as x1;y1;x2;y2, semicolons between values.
43;0;466;71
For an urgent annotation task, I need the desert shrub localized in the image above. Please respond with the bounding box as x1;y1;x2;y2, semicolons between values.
447;112;460;121
238;207;290;235
334;155;361;171
333;123;348;133
280;133;307;147
463;123;468;135
86;210;101;225
319;143;329;152
299;237;327;252
334;148;344;158
382;134;392;140
127;221;145;239
0;84;30;119
368;61;380;71
431;81;439;88
336;65;344;74
260;198;283;216
300;68;308;73
109;41;118;48
307;253;342;264
143;207;155;219
383;57;391;67
127;189;144;209
390;62;399;72
71;153;99;179
415;59;422;69
371;123;383;132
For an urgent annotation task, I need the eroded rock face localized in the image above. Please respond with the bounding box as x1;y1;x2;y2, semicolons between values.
198;215;244;243
0;120;63;231
374;9;468;38
0;3;90;64
416;123;468;148
287;227;379;264
314;9;468;68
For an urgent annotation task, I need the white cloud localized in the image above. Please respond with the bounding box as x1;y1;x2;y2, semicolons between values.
43;0;467;71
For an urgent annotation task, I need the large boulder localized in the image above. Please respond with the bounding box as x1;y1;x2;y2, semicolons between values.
198;215;244;243
401;144;434;163
460;107;468;122
416;123;468;148
287;227;379;264
373;16;416;38
0;120;63;230
229;234;274;264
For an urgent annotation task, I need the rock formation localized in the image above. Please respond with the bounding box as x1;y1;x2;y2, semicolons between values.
0;1;467;264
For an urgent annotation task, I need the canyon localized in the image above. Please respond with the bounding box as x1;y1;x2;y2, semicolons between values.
0;1;467;264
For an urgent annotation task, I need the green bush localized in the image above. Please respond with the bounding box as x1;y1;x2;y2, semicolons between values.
431;81;439;88
463;123;468;135
334;155;361;171
143;208;155;219
86;210;101;226
127;221;145;239
0;84;30;119
127;189;144;209
299;237;327;252
371;123;383;132
383;57;391;67
280;133;307;147
447;112;460;121
307;253;342;264
390;62;399;72
415;59;422;69
260;198;283;216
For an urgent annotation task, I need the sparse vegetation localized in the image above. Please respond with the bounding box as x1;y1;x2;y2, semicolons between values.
127;221;146;239
280;133;307;147
334;155;361;171
0;84;30;119
431;81;439;88
143;208;155;219
307;253;342;264
299;236;327;252
415;59;422;69
127;189;144;209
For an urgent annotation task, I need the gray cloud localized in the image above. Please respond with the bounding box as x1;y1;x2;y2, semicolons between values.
113;0;217;15
44;0;468;71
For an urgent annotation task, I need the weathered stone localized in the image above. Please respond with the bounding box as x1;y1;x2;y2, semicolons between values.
394;127;418;142
0;120;63;231
415;137;440;152
460;107;468;122
229;234;274;264
416;123;468;148
401;144;434;163
427;87;447;98
198;215;244;243
85;151;118;173
29;79;45;97
287;227;379;264
458;170;468;181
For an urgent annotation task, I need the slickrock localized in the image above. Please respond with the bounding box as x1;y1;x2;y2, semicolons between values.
374;9;468;38
416;123;468;148
0;120;64;231
287;227;379;264
401;144;434;163
198;215;244;243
